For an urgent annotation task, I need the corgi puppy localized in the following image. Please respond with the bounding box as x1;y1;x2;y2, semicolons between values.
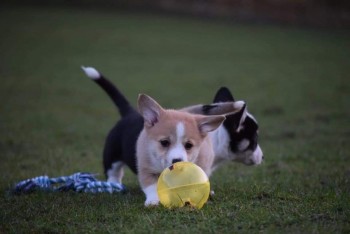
136;94;225;206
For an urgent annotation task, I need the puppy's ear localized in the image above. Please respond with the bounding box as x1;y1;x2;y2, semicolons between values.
235;104;247;132
213;87;235;103
138;94;164;127
182;101;245;116
202;101;245;115
225;104;247;132
196;115;226;135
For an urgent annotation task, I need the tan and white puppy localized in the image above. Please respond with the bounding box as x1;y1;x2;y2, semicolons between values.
136;94;226;206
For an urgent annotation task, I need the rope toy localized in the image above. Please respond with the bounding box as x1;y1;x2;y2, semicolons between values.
13;172;126;194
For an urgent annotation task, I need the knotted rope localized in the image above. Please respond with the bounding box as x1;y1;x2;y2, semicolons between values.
13;172;126;194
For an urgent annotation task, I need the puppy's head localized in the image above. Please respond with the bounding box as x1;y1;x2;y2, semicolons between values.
138;94;225;169
212;87;263;165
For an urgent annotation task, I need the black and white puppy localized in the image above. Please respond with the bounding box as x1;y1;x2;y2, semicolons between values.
81;66;263;183
185;87;263;170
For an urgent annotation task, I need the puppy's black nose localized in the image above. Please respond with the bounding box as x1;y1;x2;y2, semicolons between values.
172;158;183;164
262;155;265;160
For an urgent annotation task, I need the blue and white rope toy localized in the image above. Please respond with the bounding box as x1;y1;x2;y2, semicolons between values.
13;172;126;194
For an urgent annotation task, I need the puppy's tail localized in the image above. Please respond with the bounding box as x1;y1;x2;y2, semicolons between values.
81;66;135;117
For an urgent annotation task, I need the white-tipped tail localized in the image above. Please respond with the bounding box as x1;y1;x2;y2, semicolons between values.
233;100;245;109
81;66;101;80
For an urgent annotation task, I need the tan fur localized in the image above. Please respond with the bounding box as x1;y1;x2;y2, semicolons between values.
136;94;225;206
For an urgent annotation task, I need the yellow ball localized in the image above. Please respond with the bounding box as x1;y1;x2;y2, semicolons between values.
157;162;210;209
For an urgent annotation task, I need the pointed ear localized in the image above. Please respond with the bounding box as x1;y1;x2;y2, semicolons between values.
235;104;247;132
137;94;164;127
213;87;235;103
196;115;226;135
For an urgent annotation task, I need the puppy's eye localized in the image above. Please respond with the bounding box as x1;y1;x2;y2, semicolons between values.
184;142;193;150
160;139;170;147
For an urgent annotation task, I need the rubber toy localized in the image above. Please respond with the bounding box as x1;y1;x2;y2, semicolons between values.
157;161;210;209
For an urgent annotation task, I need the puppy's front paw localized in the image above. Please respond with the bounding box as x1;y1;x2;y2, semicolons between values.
143;183;159;207
145;199;159;207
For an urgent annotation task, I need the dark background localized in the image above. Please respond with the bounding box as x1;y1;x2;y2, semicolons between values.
4;0;350;28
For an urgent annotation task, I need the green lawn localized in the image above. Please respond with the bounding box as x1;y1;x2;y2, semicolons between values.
1;4;349;233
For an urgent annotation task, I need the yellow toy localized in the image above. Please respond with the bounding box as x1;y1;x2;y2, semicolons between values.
157;162;210;209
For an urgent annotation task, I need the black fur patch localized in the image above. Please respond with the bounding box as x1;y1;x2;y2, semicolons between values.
213;87;235;102
230;116;259;152
202;104;218;115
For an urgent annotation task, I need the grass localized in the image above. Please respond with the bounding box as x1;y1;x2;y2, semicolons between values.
1;4;350;233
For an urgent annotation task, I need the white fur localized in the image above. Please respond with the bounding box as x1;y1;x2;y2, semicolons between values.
239;145;263;165
238;139;250;151
233;101;245;110
143;183;159;206
253;145;263;164
149;152;168;172
176;122;185;139
81;66;101;80
168;122;187;163
236;109;247;132
107;162;124;183
209;126;230;170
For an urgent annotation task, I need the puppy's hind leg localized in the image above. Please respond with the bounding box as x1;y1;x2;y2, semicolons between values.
103;127;125;183
106;161;125;184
